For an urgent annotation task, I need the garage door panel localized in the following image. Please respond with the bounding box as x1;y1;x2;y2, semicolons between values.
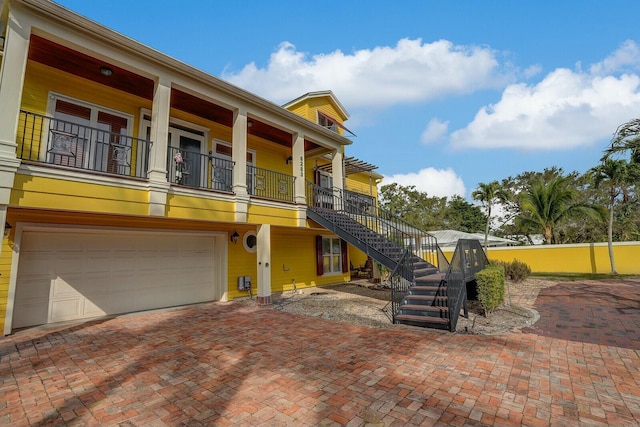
49;297;83;322
13;300;48;328
180;236;213;250
51;276;83;297
83;298;107;318
17;253;54;275
54;235;87;252
55;255;85;274
86;253;112;272
13;230;219;329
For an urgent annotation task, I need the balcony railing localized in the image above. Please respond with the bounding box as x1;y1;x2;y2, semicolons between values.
17;110;151;179
247;165;295;203
168;147;234;192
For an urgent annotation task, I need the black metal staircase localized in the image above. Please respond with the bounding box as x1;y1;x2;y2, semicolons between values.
307;182;465;330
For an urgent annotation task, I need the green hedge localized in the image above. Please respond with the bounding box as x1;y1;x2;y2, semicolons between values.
475;265;505;316
490;259;531;283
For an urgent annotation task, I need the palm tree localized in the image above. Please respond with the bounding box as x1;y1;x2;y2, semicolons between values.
590;158;639;274
472;181;509;251
604;118;640;163
517;176;604;245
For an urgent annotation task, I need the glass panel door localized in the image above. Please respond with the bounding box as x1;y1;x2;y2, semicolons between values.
179;135;202;188
97;111;129;175
51;99;91;168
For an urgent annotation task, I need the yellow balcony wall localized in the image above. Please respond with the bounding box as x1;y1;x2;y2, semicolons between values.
11;174;149;215
166;194;236;222
247;205;298;227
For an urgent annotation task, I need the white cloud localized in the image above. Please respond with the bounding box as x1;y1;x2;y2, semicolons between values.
383;168;466;199
590;40;640;75
223;38;506;108
449;43;640;151
420;118;449;144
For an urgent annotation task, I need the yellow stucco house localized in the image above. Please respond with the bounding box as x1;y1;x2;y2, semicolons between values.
0;0;393;334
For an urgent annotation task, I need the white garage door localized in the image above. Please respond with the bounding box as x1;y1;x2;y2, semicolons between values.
13;229;218;328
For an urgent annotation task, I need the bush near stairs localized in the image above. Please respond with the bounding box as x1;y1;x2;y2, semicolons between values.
475;265;506;316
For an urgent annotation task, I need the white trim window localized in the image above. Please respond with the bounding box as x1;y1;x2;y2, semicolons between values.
317;112;337;132
316;235;346;275
212;140;255;193
46;94;133;174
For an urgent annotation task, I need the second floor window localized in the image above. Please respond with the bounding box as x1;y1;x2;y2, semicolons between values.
318;114;337;132
48;95;132;173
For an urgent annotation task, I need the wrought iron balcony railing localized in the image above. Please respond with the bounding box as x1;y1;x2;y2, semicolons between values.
168;146;234;192
17;110;151;179
247;165;295;203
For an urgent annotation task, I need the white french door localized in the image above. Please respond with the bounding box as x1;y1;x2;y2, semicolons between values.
47;95;131;173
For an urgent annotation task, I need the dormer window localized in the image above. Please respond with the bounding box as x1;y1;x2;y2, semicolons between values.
318;112;338;133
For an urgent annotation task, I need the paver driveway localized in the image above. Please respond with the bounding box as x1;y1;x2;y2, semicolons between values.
1;279;639;427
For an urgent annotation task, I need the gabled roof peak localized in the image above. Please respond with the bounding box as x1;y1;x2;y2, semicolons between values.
282;90;349;121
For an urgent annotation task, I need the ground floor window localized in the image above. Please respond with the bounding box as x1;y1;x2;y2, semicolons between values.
316;236;348;275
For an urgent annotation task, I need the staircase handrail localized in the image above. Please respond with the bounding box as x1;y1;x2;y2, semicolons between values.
446;239;488;331
306;182;449;270
388;249;414;323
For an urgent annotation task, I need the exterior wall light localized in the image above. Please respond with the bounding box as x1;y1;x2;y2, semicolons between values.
99;66;113;77
230;230;240;244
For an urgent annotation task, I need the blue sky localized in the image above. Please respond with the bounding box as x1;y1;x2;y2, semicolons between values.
55;0;640;199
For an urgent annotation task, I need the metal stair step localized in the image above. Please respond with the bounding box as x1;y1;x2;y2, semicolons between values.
395;314;449;325
400;304;449;313
404;296;448;306
415;272;446;281
413;267;438;275
408;286;443;295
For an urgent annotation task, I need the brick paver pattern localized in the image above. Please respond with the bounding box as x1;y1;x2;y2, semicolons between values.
523;279;640;350
1;279;639;426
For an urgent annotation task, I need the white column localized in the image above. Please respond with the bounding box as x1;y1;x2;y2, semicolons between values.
148;77;171;181
256;224;272;304
292;133;306;205
0;11;29;160
0;12;29;240
232;109;249;222
146;77;171;216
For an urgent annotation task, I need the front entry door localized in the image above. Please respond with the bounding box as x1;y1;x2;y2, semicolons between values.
179;136;202;188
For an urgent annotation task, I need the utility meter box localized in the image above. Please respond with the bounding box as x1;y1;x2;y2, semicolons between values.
237;275;251;291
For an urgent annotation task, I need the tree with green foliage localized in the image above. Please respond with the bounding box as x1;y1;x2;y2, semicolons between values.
472;181;510;250
444;195;486;233
604;118;640;163
516;176;604;244
378;183;447;231
590;158;639;273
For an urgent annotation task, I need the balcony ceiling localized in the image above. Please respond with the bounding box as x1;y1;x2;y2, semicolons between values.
28;34;155;100
28;35;324;152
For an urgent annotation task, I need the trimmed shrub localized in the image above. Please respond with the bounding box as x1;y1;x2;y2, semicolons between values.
475;265;505;316
507;259;531;282
489;259;531;283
